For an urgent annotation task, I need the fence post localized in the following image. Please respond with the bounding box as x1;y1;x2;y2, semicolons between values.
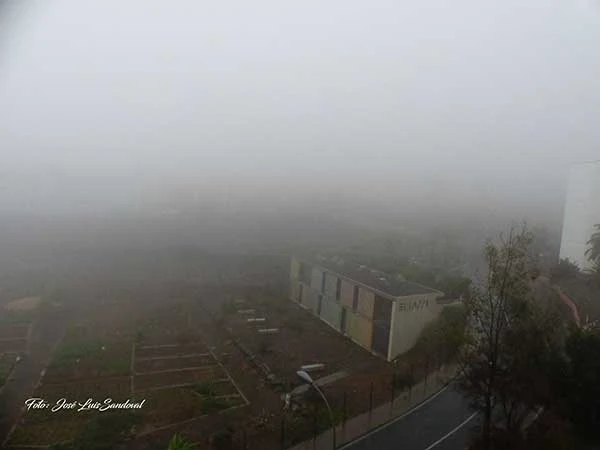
390;373;396;416
368;381;374;426
280;418;285;450
423;355;429;396
340;391;348;443
408;363;413;402
312;404;318;450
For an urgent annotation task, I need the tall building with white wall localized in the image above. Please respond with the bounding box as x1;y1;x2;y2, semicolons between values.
559;161;600;271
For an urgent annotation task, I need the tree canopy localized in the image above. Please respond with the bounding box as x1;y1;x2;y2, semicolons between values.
457;225;563;449
586;224;600;271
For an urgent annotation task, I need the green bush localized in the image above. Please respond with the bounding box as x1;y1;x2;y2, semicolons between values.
194;382;214;397
0;311;33;325
200;396;232;414
393;372;416;390
414;303;467;361
51;341;104;367
167;433;196;450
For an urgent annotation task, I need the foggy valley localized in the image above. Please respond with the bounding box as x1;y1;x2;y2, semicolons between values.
0;1;599;450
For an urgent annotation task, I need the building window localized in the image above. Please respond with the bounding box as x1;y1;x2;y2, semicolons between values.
352;286;359;312
340;308;347;334
299;263;311;284
336;278;342;302
321;271;327;293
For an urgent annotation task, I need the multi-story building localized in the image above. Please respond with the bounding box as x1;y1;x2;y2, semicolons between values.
289;256;452;361
559;161;600;271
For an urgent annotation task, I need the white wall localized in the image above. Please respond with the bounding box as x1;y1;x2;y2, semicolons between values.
559;162;600;271
388;292;444;359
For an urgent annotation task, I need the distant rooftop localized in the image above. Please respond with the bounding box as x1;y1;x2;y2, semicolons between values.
304;256;440;298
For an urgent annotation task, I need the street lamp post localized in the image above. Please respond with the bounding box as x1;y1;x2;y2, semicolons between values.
297;370;336;449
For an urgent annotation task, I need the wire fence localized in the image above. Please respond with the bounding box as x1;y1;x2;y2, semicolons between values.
220;350;458;450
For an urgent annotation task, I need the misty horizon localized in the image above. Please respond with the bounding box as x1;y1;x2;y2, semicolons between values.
1;0;599;222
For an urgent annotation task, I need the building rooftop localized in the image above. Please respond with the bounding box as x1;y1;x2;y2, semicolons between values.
305;256;441;298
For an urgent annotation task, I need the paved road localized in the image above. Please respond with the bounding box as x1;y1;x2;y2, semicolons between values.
342;385;478;450
0;305;68;447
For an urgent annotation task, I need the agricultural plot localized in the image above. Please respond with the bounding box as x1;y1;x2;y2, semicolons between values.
211;290;402;440
138;384;246;430
6;376;133;447
135;343;208;359
135;367;226;391
38;376;131;399
7;417;91;447
0;323;30;387
8;297;251;447
0;352;16;386
0;324;30;340
219;294;390;382
0;304;38;326
0;339;26;353
6;321;135;448
43;339;131;382
132;307;249;431
133;342;244;398
0;323;30;355
135;354;214;372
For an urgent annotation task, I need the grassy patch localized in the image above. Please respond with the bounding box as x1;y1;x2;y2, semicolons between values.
199;396;232;414
52;341;104;367
193;381;215;396
103;359;130;375
191;381;235;414
48;341;130;376
0;311;34;325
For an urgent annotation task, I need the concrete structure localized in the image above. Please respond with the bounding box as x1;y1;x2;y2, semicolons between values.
559;161;600;271
289;256;450;361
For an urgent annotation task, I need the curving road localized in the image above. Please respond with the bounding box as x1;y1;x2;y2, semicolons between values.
341;384;478;450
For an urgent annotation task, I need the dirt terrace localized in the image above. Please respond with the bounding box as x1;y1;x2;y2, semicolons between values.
213;292;391;386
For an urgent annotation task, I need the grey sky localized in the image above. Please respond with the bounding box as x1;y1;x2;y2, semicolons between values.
1;0;599;216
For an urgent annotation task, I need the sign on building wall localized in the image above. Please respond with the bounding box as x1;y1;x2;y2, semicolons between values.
397;298;429;312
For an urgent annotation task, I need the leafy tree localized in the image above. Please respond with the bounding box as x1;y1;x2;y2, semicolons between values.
528;225;560;272
585;224;600;262
494;299;564;433
551;326;600;445
438;275;472;299
585;224;600;272
415;304;468;363
457;225;541;450
550;258;580;281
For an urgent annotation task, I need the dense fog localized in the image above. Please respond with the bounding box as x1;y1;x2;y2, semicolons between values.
1;0;598;275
